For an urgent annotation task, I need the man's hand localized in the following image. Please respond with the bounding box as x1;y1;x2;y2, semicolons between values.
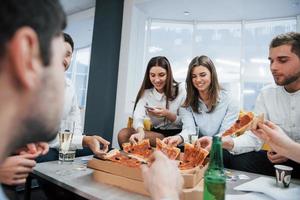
194;136;212;151
0;154;38;185
253;120;293;156
82;136;110;157
141;151;182;200
129;131;145;144
162;135;182;147
221;136;234;150
18;142;49;156
267;151;288;163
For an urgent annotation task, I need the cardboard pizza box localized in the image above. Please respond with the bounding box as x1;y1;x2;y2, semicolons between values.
92;169;204;200
181;164;207;188
88;158;143;181
182;179;204;200
92;170;149;196
88;157;207;188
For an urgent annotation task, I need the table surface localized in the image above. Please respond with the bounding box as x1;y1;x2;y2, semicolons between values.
32;156;290;200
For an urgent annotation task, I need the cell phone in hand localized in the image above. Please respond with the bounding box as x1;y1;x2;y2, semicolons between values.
144;105;155;110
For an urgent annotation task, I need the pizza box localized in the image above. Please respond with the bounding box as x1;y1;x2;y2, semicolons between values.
88;157;208;188
92;169;204;200
88;157;143;181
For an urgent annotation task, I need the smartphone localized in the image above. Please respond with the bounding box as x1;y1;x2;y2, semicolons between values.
144;105;155;110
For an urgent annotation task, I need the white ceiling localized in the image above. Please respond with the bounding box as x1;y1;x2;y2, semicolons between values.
135;0;300;21
60;0;95;15
58;0;300;48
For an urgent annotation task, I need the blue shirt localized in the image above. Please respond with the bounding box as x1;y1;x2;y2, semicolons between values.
179;90;239;142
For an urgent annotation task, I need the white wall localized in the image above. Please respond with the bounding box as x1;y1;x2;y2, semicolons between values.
112;0;147;148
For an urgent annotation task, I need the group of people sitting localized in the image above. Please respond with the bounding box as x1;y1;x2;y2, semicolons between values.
0;0;299;200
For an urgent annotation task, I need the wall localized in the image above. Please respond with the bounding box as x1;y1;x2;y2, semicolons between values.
112;0;147;147
84;0;124;143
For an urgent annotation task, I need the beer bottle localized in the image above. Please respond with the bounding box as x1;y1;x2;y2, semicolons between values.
203;136;226;200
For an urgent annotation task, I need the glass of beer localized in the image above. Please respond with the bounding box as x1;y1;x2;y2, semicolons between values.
58;120;75;163
143;117;152;131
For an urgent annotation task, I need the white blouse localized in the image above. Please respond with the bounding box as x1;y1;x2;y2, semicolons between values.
133;83;186;130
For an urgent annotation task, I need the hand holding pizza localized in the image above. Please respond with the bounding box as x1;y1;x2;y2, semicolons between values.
141;151;182;200
129;129;145;144
162;135;183;147
253;120;293;162
194;136;212;151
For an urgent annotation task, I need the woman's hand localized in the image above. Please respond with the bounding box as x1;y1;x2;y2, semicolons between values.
129;129;145;144
148;107;168;117
162;136;183;147
148;107;177;122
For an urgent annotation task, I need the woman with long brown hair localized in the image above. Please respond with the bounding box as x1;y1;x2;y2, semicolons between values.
118;56;186;147
163;55;239;146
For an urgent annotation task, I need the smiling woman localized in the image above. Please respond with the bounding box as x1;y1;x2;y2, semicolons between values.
164;55;240;146
117;56;186;147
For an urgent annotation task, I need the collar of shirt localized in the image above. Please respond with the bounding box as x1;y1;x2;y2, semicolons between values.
152;87;165;101
281;86;300;96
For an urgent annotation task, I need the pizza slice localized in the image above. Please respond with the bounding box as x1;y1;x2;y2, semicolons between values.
222;111;264;137
122;139;153;160
156;138;180;160
179;143;209;170
104;149;143;168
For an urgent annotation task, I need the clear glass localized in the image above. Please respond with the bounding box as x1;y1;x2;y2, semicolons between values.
59;121;76;162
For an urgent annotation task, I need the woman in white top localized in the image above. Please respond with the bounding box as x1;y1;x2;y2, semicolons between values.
163;55;239;146
118;56;186;147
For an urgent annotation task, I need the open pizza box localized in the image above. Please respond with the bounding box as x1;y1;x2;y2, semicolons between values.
90;162;204;200
88;155;208;189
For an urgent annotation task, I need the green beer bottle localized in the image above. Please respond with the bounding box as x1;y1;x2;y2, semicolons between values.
203;136;226;200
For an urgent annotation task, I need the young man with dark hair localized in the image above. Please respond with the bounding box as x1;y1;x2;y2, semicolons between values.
45;32;110;160
0;0;66;198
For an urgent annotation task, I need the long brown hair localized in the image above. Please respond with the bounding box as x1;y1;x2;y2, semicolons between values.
183;55;221;113
133;56;178;110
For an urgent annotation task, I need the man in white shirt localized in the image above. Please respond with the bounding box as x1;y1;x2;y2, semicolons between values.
44;33;110;159
221;32;300;178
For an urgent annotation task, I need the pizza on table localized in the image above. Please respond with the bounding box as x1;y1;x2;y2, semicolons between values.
101;139;209;170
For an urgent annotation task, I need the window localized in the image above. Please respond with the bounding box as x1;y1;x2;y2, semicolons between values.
147;21;193;82
146;18;297;111
65;46;91;108
243;19;296;110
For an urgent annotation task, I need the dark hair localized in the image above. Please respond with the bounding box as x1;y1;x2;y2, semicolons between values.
0;0;66;66
133;56;179;110
270;32;300;59
183;55;221;113
63;32;74;52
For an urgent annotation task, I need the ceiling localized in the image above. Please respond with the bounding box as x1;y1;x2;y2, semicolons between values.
135;0;300;21
60;0;95;15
